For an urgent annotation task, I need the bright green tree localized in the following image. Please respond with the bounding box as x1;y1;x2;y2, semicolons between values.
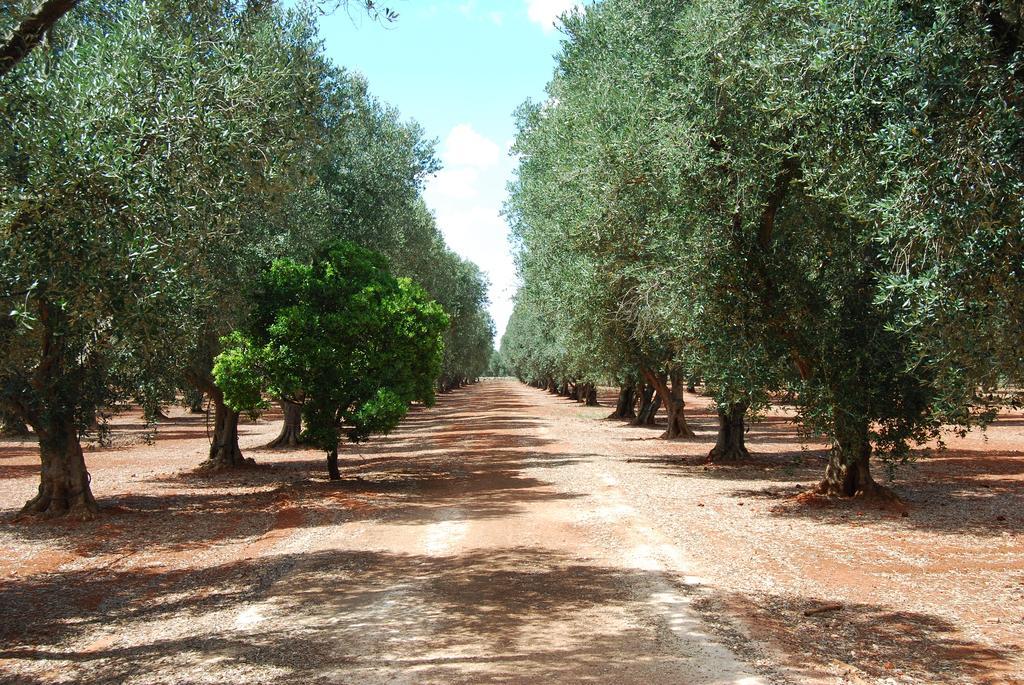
214;241;448;480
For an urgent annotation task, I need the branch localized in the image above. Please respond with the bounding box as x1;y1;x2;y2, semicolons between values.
0;0;80;78
758;156;801;250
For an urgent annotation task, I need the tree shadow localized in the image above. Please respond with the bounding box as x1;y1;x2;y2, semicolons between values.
722;450;1024;535
0;547;710;683
0;546;1013;684
1;383;583;555
701;589;1016;684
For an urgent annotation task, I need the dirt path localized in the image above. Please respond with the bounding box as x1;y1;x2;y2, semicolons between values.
0;381;772;684
218;381;772;684
1;379;1021;684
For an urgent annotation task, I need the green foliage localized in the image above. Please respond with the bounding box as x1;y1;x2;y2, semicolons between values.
1;0;494;512
505;0;1022;488
485;349;508;377
215;241;448;458
0;0;319;431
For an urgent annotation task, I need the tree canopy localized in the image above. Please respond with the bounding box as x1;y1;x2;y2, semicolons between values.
1;0;493;517
503;0;1023;498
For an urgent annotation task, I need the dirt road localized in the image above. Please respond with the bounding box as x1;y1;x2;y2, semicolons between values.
2;379;1021;683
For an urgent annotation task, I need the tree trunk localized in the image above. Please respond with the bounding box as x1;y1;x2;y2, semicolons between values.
609;384;636;419
584;384;598;406
187;389;205;414
204;386;250;469
0;0;80;78
633;383;660;425
267;400;303;448
327;447;341;481
687;376;698;394
645;369;695;439
709;402;750;462
817;416;898;502
21;414;98;519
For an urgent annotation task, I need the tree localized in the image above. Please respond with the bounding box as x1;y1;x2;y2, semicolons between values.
214;241;448;480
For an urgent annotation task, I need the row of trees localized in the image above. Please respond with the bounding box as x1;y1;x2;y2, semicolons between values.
502;0;1022;498
0;0;494;518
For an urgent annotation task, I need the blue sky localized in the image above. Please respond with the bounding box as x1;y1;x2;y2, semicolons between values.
317;0;580;340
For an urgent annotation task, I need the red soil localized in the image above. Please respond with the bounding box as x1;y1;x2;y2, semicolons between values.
0;381;1020;684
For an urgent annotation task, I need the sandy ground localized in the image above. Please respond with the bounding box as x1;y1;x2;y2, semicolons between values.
0;379;1021;684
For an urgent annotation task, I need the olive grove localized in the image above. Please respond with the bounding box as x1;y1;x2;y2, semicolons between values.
0;0;494;517
503;0;1023;498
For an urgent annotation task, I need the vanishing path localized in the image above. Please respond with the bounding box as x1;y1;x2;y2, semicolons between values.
5;379;1023;684
209;380;775;684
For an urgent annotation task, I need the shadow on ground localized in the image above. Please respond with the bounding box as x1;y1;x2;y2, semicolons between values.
0;544;1013;684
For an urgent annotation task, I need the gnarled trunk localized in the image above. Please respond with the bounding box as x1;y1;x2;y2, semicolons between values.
0;0;80;78
633;383;660;425
22;414;97;519
709;402;749;462
609;384;636;419
817;415;898;502
1;409;29;436
204;386;250;469
645;369;695;439
186;389;205;414
584;384;598;406
267;400;303;448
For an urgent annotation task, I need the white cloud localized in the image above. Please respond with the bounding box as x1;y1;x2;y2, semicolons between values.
489;11;504;25
431;205;518;339
424;123;519;340
526;0;581;32
424;167;481;201
442;124;502;170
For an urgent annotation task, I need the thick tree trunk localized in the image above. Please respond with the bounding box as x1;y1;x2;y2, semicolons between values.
584;384;598;406
21;414;98;519
609;384;637;419
686;376;698;394
187;390;205;414
267;400;303;448
817;417;898;502
645;369;695;439
633;383;660;425
327;447;341;481
204;387;251;469
708;402;750;462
